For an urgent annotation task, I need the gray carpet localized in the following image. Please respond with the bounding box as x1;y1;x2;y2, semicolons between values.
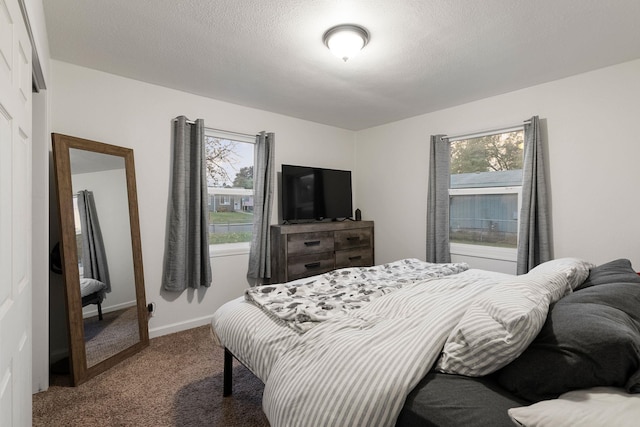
33;325;269;426
84;306;140;367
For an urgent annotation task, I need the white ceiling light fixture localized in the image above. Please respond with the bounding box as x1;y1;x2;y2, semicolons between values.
323;24;370;62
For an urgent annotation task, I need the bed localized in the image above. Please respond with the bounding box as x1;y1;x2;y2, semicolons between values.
211;257;640;426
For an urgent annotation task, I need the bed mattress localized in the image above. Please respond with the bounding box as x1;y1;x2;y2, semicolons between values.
397;372;527;427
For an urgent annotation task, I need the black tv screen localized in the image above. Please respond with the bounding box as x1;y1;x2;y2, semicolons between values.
281;164;353;222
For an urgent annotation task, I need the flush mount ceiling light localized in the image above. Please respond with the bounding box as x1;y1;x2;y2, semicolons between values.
323;24;370;62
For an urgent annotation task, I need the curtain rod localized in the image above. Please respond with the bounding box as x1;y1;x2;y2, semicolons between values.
172;117;256;139
172;117;196;124
205;126;256;140
445;119;531;142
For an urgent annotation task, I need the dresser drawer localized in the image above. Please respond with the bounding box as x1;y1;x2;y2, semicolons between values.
335;228;372;251
335;248;373;268
287;252;335;281
270;221;374;283
287;231;334;255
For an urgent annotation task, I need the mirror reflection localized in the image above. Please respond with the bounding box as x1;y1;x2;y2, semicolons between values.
53;133;148;386
69;148;140;367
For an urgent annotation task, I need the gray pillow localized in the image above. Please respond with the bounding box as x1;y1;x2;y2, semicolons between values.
575;258;640;290
497;281;640;402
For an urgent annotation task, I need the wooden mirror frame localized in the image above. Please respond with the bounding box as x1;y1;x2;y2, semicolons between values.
52;133;149;386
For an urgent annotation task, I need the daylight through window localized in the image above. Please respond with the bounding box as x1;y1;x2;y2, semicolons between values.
205;129;255;247
73;195;84;270
449;129;524;257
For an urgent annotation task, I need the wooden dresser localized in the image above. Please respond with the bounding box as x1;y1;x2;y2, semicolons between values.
270;221;374;283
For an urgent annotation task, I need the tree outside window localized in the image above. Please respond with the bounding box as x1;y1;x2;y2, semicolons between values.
205;132;255;245
449;131;524;250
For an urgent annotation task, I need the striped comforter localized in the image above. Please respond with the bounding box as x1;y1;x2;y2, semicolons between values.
212;264;570;426
262;269;508;426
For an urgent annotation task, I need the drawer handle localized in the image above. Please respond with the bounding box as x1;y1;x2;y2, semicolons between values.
305;262;321;269
349;255;362;261
346;236;360;241
304;240;321;246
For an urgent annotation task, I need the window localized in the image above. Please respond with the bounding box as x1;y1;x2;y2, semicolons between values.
73;195;84;272
449;129;524;260
205;129;255;252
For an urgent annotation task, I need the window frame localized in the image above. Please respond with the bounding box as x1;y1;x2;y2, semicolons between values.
204;128;256;258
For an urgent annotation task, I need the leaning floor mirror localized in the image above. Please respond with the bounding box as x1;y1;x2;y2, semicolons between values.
52;133;149;386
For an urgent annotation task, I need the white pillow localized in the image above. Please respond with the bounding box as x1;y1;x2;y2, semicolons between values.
435;271;570;376
528;257;594;290
508;387;640;427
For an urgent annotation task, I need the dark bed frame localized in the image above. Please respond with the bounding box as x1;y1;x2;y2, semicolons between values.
81;291;103;321
223;348;235;396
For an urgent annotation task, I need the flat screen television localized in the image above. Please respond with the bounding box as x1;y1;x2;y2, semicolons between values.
281;164;353;222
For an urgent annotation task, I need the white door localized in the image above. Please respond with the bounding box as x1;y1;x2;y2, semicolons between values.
0;0;33;425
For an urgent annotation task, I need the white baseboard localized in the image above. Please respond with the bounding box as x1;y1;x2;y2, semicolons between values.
50;313;214;360
82;300;136;319
148;314;215;339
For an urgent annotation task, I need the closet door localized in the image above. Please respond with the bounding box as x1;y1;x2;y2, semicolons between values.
0;0;33;425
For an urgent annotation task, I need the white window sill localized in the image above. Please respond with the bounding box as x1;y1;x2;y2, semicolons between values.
450;242;517;262
210;242;250;258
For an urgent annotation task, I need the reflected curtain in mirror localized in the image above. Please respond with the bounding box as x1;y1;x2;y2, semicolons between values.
163;116;212;291
77;190;111;296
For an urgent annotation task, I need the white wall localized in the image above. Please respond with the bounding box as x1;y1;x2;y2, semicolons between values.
355;59;640;271
50;60;356;342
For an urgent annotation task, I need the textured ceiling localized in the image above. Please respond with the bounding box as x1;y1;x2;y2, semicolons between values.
43;0;640;130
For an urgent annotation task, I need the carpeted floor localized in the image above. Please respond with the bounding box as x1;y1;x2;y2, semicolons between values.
84;306;140;367
33;325;269;426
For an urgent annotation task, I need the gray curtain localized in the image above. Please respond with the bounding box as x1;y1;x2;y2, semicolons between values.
426;134;451;263
517;116;551;274
162;116;212;291
77;190;111;295
248;131;275;284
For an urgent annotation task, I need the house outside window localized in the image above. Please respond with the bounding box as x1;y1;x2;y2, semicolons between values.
449;129;524;261
205;129;255;254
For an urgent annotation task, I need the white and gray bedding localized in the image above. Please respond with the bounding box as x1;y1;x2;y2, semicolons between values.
262;269;503;426
498;258;640;401
212;257;640;427
213;259;470;382
262;269;571;426
212;294;300;382
244;259;469;333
